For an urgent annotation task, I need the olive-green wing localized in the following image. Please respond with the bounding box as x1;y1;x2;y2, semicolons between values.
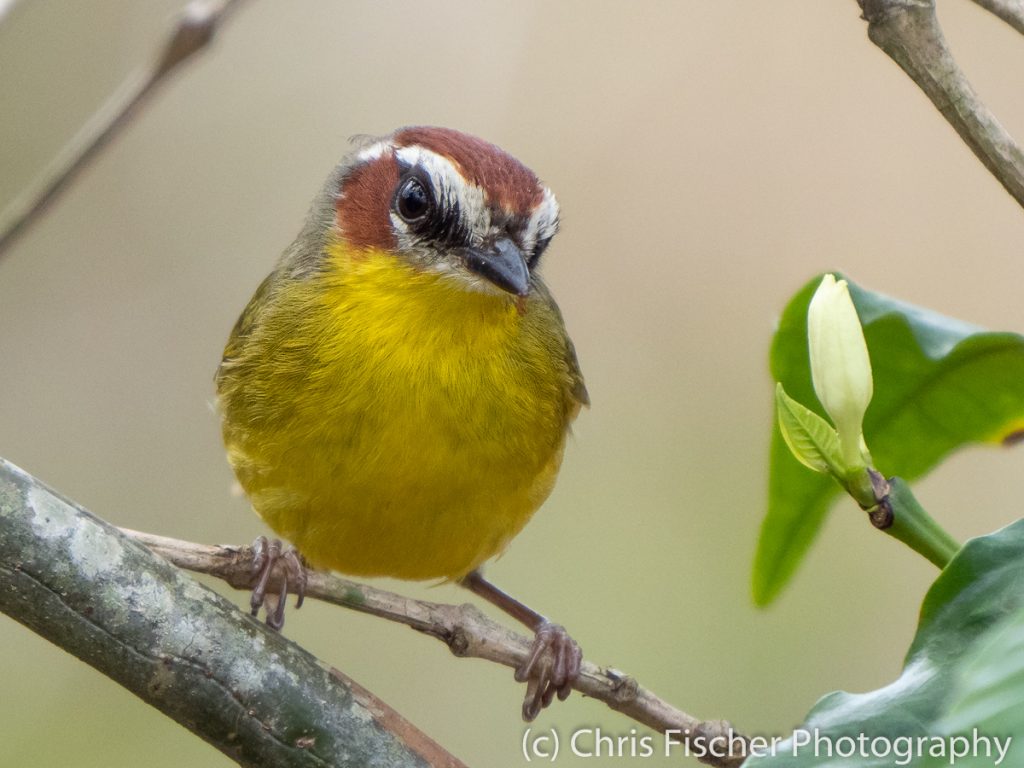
564;335;589;409
533;278;589;412
216;271;276;388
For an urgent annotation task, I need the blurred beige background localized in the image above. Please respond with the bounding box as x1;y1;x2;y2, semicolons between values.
1;1;1023;766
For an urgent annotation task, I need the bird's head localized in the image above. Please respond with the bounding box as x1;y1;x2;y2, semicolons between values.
318;127;560;298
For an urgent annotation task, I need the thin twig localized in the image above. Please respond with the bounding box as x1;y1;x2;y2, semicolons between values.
123;529;750;768
969;0;1024;36
857;0;1024;208
0;0;247;258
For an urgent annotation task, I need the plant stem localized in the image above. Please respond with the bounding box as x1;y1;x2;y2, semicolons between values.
881;476;961;568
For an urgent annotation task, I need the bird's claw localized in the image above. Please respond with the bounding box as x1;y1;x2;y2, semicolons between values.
515;622;582;721
249;536;307;630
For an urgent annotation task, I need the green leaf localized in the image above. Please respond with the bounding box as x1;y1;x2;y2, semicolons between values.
775;383;841;474
745;520;1024;767
753;275;1024;606
932;605;1024;756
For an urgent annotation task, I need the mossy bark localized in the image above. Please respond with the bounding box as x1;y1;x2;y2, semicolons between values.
0;459;462;768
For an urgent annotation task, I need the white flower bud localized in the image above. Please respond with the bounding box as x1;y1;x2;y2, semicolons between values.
807;274;873;469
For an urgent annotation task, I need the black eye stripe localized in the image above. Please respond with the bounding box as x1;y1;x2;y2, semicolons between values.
529;235;552;267
392;165;471;245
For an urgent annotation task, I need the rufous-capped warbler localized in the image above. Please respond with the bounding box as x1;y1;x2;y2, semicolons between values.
216;127;587;719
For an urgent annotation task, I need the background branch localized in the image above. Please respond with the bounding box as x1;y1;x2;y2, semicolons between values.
0;0;22;25
858;0;1024;207
0;0;247;259
970;0;1024;36
0;459;464;768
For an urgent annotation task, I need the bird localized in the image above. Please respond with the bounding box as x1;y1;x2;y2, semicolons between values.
215;126;588;720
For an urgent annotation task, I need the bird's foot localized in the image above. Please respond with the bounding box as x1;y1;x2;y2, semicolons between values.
249;536;307;630
515;621;582;721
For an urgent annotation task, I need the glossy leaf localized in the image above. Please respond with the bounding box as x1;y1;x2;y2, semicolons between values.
746;520;1024;767
753;276;1024;606
927;605;1024;767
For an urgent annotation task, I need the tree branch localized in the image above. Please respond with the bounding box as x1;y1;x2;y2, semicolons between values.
121;534;749;767
0;458;465;768
969;0;1024;36
0;456;749;767
858;0;1024;208
0;0;248;259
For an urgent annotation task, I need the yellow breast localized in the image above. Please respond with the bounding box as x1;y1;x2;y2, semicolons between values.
218;243;579;580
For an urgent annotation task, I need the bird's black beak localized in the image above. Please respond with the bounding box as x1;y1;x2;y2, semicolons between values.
463;238;530;297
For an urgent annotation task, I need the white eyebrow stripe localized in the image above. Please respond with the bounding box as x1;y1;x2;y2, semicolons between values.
355;139;393;163
393;145;490;244
523;186;560;252
379;143;559;261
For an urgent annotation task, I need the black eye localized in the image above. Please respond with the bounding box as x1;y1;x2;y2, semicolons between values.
395;177;432;223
